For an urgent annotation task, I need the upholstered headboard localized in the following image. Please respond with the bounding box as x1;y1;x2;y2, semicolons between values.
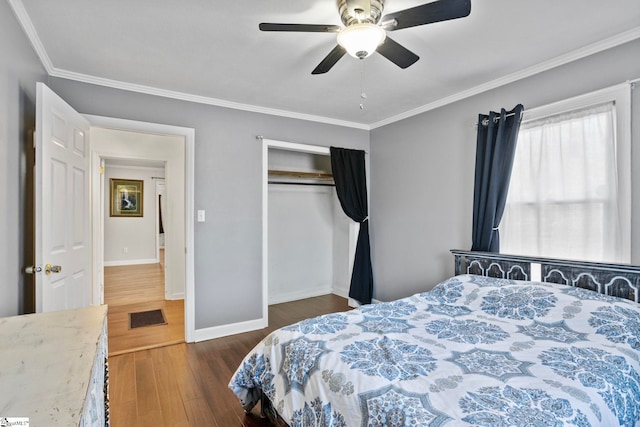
451;249;640;303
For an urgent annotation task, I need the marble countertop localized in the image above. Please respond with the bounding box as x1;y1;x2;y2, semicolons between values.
0;305;108;426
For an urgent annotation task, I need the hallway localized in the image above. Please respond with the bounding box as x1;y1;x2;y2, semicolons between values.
105;251;185;356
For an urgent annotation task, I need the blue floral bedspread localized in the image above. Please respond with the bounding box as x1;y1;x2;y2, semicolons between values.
229;274;640;426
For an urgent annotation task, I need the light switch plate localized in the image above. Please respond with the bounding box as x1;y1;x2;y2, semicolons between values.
197;210;205;222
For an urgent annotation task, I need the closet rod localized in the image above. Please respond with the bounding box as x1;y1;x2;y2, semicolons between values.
268;181;335;187
269;169;333;180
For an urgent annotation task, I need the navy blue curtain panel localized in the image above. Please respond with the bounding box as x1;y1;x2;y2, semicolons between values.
471;104;524;252
330;146;373;304
158;194;164;234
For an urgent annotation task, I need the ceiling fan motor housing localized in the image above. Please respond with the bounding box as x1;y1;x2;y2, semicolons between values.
338;0;385;26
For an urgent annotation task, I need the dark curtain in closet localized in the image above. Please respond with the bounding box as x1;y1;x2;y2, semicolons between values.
330;147;373;304
158;194;164;234
471;104;524;252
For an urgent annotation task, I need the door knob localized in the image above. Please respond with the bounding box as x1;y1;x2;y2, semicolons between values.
45;264;62;275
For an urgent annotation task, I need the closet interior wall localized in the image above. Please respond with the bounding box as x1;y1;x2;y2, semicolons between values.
267;148;351;304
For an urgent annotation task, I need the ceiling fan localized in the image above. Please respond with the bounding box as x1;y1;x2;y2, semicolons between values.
259;0;471;74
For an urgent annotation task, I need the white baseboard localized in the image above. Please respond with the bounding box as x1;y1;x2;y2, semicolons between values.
192;291;380;343
166;292;184;301
193;317;267;342
332;285;349;299
332;285;381;306
268;287;332;305
104;258;158;266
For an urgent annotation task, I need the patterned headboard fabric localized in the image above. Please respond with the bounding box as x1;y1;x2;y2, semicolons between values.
451;250;640;303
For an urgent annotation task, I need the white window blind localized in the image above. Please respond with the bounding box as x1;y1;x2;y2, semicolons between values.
500;85;631;263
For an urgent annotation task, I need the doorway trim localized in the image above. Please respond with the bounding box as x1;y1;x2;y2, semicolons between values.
87;114;195;343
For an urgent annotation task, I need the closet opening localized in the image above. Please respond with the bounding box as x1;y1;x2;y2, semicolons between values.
261;139;358;320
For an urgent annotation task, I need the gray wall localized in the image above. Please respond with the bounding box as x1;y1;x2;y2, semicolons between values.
0;1;48;316
2;0;637;327
47;77;368;330
103;165;164;265
370;39;640;302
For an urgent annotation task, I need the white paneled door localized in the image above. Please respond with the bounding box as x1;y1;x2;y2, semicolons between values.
34;83;92;312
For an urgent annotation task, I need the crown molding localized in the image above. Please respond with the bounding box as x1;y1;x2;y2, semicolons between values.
8;1;369;130
49;68;371;130
9;0;639;131
8;0;55;73
369;26;640;129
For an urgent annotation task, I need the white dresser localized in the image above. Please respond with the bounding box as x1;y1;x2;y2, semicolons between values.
0;305;109;426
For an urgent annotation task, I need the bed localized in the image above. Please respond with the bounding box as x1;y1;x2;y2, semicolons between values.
229;250;640;426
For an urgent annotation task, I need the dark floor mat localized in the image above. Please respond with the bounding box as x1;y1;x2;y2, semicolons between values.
129;308;167;329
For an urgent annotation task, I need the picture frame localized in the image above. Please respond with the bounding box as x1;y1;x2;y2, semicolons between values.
110;178;144;217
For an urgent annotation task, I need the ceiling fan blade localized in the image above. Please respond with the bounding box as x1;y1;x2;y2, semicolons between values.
312;45;347;74
376;37;419;69
383;0;471;31
259;23;341;32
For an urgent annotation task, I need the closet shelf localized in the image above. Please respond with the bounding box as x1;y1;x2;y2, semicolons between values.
268;169;333;180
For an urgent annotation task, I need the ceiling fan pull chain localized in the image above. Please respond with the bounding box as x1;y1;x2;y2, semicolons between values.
359;60;367;110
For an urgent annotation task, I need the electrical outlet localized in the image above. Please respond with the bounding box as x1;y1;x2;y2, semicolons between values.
123;247;128;253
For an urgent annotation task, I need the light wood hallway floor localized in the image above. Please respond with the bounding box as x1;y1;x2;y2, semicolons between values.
105;251;185;356
108;294;351;427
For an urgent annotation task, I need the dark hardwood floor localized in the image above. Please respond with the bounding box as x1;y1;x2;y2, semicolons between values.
109;294;351;427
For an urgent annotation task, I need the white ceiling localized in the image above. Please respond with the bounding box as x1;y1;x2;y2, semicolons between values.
11;0;640;128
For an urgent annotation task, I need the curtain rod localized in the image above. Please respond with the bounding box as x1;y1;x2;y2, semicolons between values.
473;79;638;128
475;110;524;127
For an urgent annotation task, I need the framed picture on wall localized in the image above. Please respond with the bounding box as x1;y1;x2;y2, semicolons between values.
110;178;144;217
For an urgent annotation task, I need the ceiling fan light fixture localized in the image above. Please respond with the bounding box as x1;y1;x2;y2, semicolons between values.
337;23;386;59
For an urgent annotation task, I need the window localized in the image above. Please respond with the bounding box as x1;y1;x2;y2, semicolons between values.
500;84;631;263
